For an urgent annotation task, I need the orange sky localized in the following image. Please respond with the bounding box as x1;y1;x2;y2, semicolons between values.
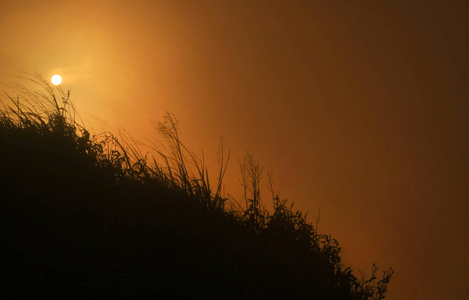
1;1;468;299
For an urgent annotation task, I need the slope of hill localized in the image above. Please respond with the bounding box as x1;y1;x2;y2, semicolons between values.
0;76;392;299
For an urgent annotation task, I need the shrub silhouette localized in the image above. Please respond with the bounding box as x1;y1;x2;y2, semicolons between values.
0;75;393;299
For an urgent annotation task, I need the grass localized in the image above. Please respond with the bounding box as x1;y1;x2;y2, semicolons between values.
0;74;393;299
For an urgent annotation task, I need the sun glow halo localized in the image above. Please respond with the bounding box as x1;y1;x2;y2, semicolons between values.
51;75;62;85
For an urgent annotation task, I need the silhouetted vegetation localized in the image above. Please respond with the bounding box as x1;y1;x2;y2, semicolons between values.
0;75;392;299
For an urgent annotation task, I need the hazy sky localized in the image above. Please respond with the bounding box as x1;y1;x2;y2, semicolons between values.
1;1;468;299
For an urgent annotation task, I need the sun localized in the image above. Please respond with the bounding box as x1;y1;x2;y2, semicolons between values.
51;74;62;85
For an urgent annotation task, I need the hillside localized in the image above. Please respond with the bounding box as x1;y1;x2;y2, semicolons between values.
0;77;392;299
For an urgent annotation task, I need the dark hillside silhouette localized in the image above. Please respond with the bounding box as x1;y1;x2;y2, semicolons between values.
0;75;393;299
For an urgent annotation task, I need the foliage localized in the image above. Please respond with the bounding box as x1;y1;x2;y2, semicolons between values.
0;75;393;299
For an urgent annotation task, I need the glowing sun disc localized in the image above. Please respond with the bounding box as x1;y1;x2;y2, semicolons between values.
51;75;62;85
